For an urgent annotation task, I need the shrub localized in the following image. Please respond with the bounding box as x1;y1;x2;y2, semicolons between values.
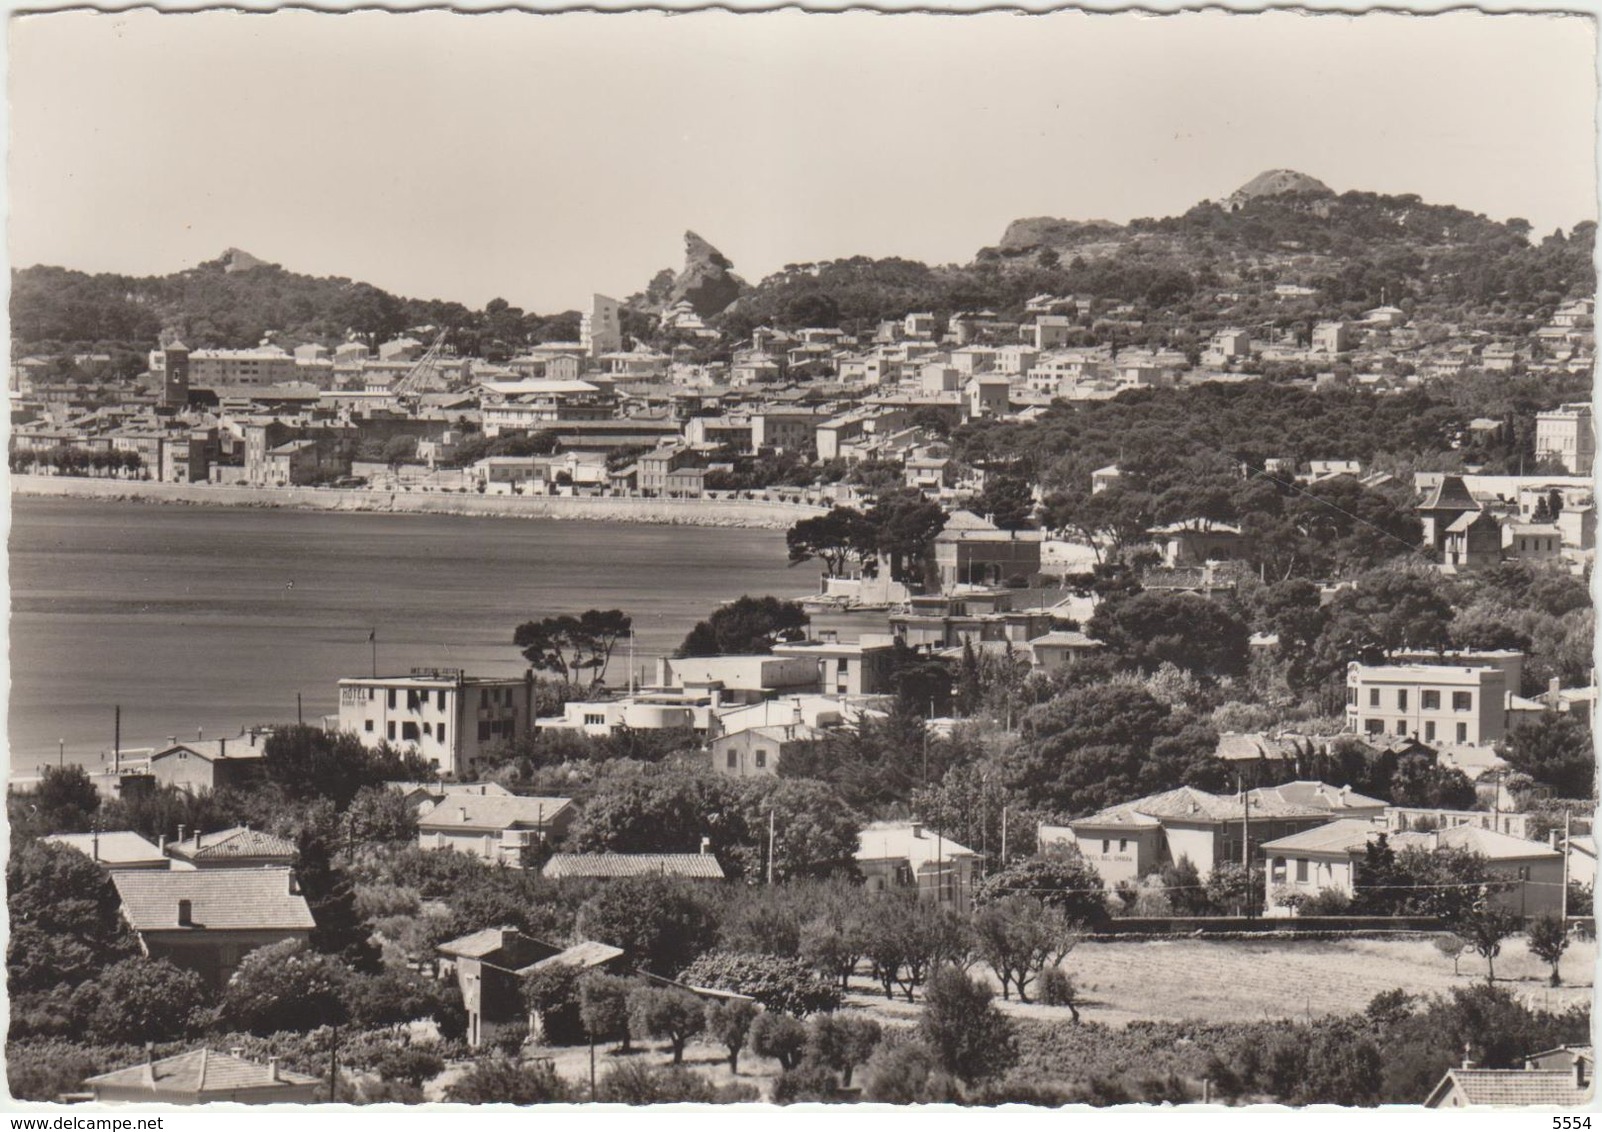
1298;888;1355;916
357;1078;425;1104
625;986;705;1064
521;963;587;1046
444;1057;573;1104
1037;967;1078;1016
598;1062;758;1103
772;1064;843;1103
919;966;1018;1084
364;1044;446;1087
749;1011;808;1071
70;958;211;1044
860;1036;964;1104
679;952;842;1016
345;968;446;1029
804;1013;882;1088
704;999;759;1073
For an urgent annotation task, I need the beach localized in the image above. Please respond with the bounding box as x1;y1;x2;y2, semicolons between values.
9;473;827;530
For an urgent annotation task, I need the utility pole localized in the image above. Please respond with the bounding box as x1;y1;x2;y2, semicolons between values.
58;738;64;768
766;810;776;886
1241;775;1252;920
297;692;303;725
1561;809;1572;920
113;705;121;775
1001;807;1008;866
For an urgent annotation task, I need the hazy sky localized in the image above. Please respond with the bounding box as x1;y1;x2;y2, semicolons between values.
8;10;1597;314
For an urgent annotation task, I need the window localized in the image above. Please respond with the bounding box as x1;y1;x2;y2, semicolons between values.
1456;723;1468;743
1365;719;1384;735
422;722;432;737
727;750;738;769
1369;688;1381;707
478;721;491;742
1395;719;1408;735
364;719;374;733
402;722;420;741
1119;839;1128;852
1517;866;1532;881
1271;857;1286;882
387;722;396;741
1101;839;1110;854
437;726;446;747
1346;688;1356;706
755;750;768;769
437;690;446;711
388;689;397;710
584;713;606;727
1296;859;1309;883
1422;690;1441;710
1452;691;1473;712
1425;721;1436;741
1397;690;1408;711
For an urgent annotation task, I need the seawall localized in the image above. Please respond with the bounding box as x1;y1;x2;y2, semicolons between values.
9;475;828;530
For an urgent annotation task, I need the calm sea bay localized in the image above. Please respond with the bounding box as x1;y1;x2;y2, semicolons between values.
8;497;804;771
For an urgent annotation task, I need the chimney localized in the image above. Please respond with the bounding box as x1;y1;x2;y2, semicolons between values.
1575;1055;1588;1089
219;737;227;758
1552;829;1564;851
700;836;711;855
268;1056;281;1083
91;829;100;861
143;1042;157;1086
158;834;168;854
1461;1044;1477;1070
177;824;187;844
195;830;203;850
1550;676;1562;702
197;726;204;741
459;807;469;823
1430;829;1442;851
910;821;923;839
168;736;178;747
230;1046;244;1059
177;899;193;927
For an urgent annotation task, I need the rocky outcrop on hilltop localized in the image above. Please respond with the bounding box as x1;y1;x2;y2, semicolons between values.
667;231;746;318
996;216;1122;251
1224;169;1332;210
217;247;270;274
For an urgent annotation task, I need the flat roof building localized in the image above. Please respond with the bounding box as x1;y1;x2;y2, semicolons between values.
337;668;534;777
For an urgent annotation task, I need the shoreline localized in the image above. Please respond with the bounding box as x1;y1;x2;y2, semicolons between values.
9;474;827;530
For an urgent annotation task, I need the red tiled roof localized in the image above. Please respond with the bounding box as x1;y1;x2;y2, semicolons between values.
542;853;726;880
168;826;296;861
84;1048;320;1095
417;795;572;833
1429;1068;1592;1107
521;940;626;973
112;868;315;931
43;831;166;867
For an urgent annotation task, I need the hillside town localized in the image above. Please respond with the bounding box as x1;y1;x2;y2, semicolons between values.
9;241;1598;506
9;174;1598;1109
